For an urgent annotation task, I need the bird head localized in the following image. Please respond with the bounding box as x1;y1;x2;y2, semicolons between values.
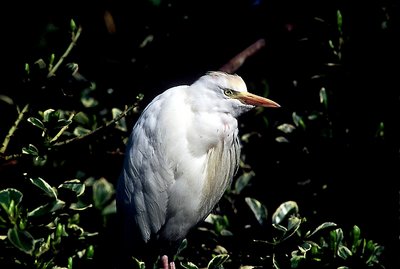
191;71;280;117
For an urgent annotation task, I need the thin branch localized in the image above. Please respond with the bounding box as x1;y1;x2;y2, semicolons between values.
219;38;266;74
47;26;83;78
0;104;30;154
52;104;137;147
49;113;75;143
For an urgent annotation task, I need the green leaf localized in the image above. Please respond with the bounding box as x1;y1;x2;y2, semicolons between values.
30;177;58;199
272;201;299;225
35;236;51;257
337;245;352;260
337;9;343;34
43;109;57;122
277;123;296;134
59;179;85;197
55;119;72;129
0;94;14;105
102;199;116;215
86;245;95;259
176;238;188;257
234;171;255;194
207;254;229;269
280;217;302;241
49;53;55;67
275;136;289;143
73;126;92;136
132;257;146;269
245;197;268;226
112;107;127;132
28;117;45;130
22;144;39;156
7;226;35;254
92;177;114;209
181;261;199;269
350;225;361;252
69;201;92;211
28;199;65;217
70;19;77;32
25;63;30;75
319;87;328;108
305;222;337;238
73;111;90;126
68;256;73;269
0;188;23;208
292;112;306;130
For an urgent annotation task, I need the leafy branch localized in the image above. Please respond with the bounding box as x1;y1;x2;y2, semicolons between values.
0;104;30;156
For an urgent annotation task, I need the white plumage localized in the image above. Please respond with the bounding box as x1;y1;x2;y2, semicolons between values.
116;71;279;268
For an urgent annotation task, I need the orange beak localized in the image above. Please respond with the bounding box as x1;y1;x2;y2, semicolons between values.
238;92;280;108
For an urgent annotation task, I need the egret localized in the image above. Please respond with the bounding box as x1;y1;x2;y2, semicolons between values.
116;71;279;269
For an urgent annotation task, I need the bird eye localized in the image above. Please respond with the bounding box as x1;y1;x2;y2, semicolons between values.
224;89;234;96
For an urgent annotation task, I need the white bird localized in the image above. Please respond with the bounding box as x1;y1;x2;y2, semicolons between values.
116;71;279;269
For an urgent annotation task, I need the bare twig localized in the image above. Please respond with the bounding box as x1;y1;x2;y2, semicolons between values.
0;104;30;155
219;38;266;74
47;26;83;78
50;113;76;143
52;104;137;147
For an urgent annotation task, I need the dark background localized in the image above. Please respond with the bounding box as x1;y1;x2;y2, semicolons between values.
1;0;399;268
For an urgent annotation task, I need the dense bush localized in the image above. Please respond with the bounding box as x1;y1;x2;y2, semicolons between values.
1;1;399;268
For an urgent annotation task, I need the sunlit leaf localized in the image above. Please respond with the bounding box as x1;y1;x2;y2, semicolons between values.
277;123;296;134
305;222;337;238
292;112;306;130
27;117;45;130
81;96;98;108
350;225;361;252
298;241;312;253
275;136;289;143
70;19;77;32
55;119;72;129
7;227;35;254
181;261;199;269
0;94;14;105
234;171;255;194
74;126;91;136
272;201;299;225
319;87;328;108
112;107;127;132
43;109;57;122
22;144;39;156
30;177;58;199
35;236;51;257
176;238;188;256
92;177;114;209
337;245;352;260
337;9;343;34
280;217;302;241
132;257;146;269
0;188;23;208
102;199;116;215
245;197;268;226
28;200;65;217
73;111;90;126
59;179;85;197
70;202;92;211
207;254;229;269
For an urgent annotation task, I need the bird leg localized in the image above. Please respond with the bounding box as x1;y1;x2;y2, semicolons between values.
161;255;175;269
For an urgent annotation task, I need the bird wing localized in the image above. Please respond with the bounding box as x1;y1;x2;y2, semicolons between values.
117;86;187;243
